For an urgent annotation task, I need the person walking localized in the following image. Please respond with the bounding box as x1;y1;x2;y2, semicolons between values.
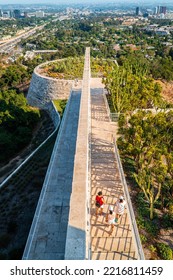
95;191;105;216
115;195;126;223
105;205;116;235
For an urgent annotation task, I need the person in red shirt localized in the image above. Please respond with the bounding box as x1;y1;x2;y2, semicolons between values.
95;191;105;216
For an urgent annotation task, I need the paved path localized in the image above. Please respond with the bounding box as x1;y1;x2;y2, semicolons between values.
90;89;138;260
23;90;81;260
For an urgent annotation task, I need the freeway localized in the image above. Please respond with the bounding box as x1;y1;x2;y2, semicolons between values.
0;24;46;54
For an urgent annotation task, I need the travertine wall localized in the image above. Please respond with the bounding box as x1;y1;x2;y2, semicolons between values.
27;60;82;110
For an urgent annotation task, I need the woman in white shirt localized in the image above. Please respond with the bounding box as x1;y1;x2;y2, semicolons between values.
105;206;116;235
115;195;126;223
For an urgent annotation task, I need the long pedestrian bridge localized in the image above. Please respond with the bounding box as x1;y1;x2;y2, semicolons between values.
22;48;144;260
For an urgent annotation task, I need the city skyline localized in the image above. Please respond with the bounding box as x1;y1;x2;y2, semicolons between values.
0;0;172;6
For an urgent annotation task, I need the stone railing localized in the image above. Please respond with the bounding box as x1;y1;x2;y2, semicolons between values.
64;47;91;260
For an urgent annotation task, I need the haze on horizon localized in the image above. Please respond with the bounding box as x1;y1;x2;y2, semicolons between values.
0;0;172;6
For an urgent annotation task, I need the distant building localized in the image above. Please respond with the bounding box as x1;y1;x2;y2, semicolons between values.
113;44;121;51
136;7;140;16
143;12;149;18
0;9;2;17
157;6;161;14
2;11;10;18
36;11;45;18
155;28;170;36
24;12;28;18
13;9;21;18
155;6;167;15
125;44;138;51
160;6;167;15
154;7;158;15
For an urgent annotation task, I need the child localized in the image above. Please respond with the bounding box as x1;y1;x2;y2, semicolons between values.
115;195;126;223
95;191;105;216
105;206;116;235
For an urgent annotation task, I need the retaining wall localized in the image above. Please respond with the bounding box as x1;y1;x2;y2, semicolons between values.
27;60;82;109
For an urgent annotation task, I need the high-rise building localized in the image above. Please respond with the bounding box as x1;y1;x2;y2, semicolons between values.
160;6;167;15
157;6;160;14
0;9;2;17
136;7;140;16
13;9;21;18
154;7;158;15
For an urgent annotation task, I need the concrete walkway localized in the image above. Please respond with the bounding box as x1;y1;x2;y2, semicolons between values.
22;90;81;260
90;89;138;260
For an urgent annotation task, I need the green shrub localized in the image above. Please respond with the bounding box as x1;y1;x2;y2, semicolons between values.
140;234;147;243
157;243;173;260
136;215;145;229
148;244;157;253
168;203;173;215
144;220;159;237
118;114;126;128
162;213;173;228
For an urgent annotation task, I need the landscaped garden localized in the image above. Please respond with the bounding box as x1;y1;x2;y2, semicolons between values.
40;56;116;79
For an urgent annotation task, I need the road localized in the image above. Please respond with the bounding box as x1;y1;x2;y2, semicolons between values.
0;24;46;54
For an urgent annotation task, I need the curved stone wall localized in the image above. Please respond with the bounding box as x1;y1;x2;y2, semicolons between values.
27;60;82;110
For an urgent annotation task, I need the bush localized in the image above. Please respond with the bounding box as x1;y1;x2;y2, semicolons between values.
144;220;159;237
162;213;173;228
168;203;173;215
118;114;126;128
140;234;147;243
136;215;145;229
148;244;157;253
157;243;173;260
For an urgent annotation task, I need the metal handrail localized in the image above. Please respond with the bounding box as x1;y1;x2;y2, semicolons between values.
102;90;120;122
102;89;111;122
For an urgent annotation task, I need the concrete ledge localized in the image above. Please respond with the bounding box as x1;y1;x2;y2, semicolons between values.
65;48;90;260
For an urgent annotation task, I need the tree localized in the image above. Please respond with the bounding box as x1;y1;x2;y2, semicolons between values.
134;160;167;220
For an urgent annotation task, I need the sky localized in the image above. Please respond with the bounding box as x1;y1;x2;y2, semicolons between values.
0;0;172;5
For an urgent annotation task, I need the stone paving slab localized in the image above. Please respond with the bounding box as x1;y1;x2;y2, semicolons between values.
91;223;132;238
91;251;137;260
91;237;136;252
